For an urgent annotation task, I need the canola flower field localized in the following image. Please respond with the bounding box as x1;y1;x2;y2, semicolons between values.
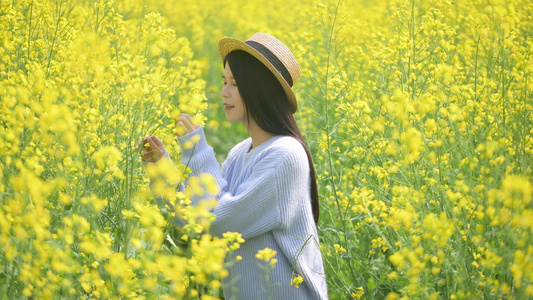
1;0;532;299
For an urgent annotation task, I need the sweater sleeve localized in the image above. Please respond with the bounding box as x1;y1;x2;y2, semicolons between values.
178;127;227;201
209;163;282;239
178;127;290;239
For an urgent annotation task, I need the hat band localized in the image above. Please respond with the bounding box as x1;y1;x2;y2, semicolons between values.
245;40;293;87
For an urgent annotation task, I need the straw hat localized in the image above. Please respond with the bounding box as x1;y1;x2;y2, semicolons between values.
218;32;300;113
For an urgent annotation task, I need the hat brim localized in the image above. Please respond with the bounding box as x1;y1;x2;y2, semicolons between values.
218;37;298;113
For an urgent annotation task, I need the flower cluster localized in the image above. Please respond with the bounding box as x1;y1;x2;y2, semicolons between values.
292;0;533;298
0;0;238;299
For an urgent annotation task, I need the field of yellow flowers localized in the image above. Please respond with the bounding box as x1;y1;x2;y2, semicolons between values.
1;0;532;299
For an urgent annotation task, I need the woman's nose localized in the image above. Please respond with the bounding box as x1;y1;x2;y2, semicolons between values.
220;85;228;98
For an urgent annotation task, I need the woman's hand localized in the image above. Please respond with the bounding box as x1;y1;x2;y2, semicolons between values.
139;135;166;163
176;113;200;137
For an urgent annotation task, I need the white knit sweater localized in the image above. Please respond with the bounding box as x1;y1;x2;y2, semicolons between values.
173;127;327;299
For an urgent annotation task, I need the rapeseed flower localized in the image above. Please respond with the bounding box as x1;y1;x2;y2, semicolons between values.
291;275;304;288
256;247;277;262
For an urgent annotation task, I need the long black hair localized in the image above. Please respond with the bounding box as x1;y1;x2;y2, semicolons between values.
224;50;319;225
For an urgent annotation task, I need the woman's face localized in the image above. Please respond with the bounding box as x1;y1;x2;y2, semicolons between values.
221;62;246;123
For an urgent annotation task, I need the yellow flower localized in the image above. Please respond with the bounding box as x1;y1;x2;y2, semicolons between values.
269;259;278;267
290;275;304;288
352;286;365;299
334;243;346;254
255;248;277;262
388;271;399;280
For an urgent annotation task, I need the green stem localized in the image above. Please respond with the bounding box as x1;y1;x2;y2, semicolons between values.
321;0;358;287
26;1;34;61
409;0;416;100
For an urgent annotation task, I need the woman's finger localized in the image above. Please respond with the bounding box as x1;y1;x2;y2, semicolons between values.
141;146;155;162
181;113;194;124
138;135;151;152
178;114;192;130
176;120;188;137
175;113;200;137
179;113;200;133
139;135;166;163
146;136;164;150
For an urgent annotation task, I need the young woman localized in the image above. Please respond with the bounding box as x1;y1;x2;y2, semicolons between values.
141;32;328;299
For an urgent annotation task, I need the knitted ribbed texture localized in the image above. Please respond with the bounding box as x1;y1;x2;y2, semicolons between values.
178;127;328;300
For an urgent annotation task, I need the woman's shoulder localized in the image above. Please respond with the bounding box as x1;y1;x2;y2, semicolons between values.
268;135;305;154
261;136;310;179
225;135;307;166
227;135;304;156
227;137;252;157
260;136;308;166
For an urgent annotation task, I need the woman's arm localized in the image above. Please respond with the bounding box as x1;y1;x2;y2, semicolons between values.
168;114;305;239
178;127;308;239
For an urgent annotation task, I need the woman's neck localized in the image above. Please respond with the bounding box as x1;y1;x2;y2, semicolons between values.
245;120;275;151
